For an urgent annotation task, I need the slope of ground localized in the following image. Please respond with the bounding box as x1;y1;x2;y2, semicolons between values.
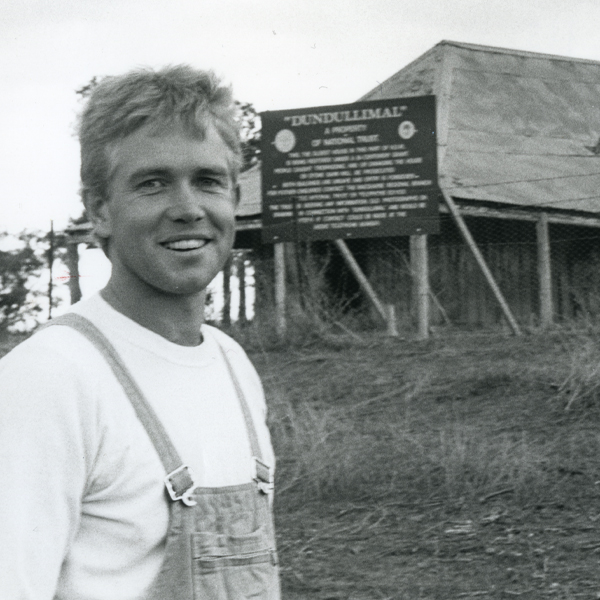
249;329;600;599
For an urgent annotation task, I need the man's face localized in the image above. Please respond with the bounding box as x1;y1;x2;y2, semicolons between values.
98;122;237;299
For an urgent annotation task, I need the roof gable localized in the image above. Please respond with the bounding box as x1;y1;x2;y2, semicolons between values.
362;41;600;214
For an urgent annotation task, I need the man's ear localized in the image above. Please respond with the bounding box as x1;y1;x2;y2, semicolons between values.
83;190;112;239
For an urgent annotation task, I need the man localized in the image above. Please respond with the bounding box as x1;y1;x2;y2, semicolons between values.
0;66;280;600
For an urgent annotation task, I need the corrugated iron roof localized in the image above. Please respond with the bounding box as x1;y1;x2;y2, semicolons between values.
365;40;600;214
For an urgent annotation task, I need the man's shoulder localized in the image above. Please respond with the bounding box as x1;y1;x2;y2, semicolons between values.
0;326;116;437
0;309;115;389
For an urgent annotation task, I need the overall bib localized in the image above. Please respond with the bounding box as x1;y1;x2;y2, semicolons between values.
46;314;281;600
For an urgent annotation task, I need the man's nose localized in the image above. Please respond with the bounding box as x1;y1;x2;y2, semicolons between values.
166;182;206;222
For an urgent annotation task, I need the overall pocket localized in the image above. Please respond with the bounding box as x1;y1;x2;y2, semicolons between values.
191;527;280;600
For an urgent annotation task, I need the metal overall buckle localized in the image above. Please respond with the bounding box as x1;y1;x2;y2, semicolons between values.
164;464;198;506
252;457;274;495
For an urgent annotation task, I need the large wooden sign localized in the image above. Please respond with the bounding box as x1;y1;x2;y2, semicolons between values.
260;96;439;243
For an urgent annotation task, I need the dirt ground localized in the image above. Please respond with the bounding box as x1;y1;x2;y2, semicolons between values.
276;500;600;599
250;329;600;600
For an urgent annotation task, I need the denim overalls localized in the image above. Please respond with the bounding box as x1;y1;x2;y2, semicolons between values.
47;314;281;600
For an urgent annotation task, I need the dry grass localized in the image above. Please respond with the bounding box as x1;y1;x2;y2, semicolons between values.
258;330;600;510
555;328;600;411
248;327;600;599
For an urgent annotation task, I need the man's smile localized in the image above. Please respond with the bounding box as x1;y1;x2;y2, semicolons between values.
161;239;210;251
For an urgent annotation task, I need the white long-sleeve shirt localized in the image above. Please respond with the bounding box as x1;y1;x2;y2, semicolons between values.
0;294;274;600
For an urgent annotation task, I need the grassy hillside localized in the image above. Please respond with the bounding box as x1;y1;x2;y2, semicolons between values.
249;328;600;599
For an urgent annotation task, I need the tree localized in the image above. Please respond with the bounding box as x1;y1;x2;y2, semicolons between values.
0;232;46;331
236;101;261;172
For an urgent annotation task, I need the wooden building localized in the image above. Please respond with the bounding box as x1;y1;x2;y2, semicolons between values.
238;41;600;329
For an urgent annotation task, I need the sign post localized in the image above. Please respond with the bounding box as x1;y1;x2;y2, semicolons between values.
261;96;439;334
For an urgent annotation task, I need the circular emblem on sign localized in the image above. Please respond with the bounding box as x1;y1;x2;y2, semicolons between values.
398;121;417;140
274;129;296;153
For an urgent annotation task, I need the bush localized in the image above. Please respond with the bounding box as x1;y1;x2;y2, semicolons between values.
0;231;46;331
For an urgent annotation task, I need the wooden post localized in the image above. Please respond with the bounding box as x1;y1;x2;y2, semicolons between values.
274;243;286;335
537;213;553;328
238;253;247;326
440;188;522;335
385;304;399;337
65;243;82;304
401;253;451;326
282;241;301;314
222;255;232;326
333;239;388;324
410;234;429;339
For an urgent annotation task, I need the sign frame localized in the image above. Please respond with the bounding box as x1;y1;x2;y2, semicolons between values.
260;96;440;243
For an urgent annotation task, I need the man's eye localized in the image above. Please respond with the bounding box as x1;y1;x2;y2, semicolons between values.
198;177;218;187
197;176;228;189
138;179;165;190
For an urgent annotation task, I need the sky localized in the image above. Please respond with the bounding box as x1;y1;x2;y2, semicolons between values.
2;0;600;300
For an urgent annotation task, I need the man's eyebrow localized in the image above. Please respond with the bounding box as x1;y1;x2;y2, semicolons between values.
194;166;231;178
128;167;172;182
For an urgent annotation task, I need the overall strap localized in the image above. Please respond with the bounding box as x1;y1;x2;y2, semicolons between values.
217;345;263;461
42;313;196;504
217;344;273;493
43;313;273;497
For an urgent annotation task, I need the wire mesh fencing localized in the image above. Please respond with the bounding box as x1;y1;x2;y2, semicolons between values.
217;211;600;337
